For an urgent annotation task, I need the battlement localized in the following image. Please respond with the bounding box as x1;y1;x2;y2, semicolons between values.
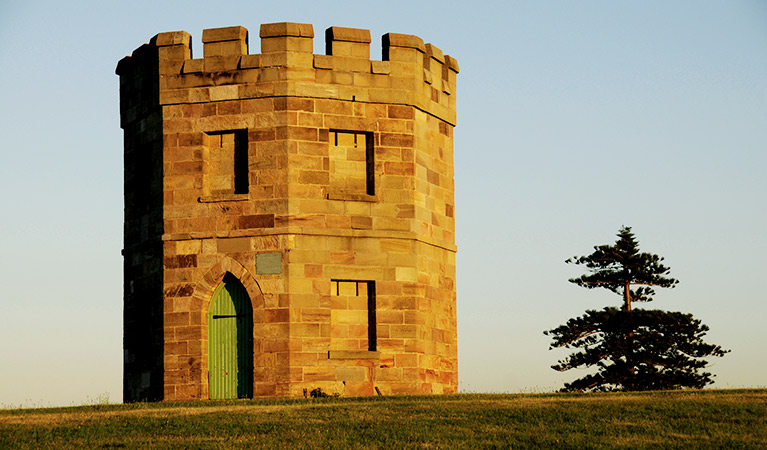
117;22;459;125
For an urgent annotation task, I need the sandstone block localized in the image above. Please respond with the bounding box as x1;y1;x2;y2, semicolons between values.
154;31;192;47
202;26;248;43
303;367;336;382
336;367;367;382
371;61;391;75
259;22;314;38
217;237;252;253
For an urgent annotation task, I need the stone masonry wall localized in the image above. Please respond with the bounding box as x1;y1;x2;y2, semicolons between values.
118;22;458;401
119;45;166;402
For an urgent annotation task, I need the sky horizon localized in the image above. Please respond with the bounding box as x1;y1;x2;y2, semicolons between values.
1;1;765;407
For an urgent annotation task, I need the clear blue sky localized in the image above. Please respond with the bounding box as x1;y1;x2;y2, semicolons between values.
1;1;765;407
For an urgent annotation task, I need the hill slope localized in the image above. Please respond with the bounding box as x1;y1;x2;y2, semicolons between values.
2;390;765;449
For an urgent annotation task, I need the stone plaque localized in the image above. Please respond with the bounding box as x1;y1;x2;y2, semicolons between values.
256;252;282;275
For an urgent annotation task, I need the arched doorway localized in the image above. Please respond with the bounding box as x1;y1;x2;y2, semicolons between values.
208;273;253;399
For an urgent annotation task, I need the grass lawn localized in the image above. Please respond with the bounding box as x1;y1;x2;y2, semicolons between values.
1;389;765;449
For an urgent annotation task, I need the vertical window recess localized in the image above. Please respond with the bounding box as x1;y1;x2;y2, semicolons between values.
328;131;374;198
330;280;376;352
203;130;248;198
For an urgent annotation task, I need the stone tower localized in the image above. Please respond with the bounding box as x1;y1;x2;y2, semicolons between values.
117;22;458;402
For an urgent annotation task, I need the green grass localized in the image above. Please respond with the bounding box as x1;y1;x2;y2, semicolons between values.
2;390;765;449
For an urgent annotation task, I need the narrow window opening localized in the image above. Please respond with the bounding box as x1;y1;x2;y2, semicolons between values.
366;282;377;352
330;280;376;352
203;129;248;198
233;131;248;194
365;133;375;196
328;130;375;199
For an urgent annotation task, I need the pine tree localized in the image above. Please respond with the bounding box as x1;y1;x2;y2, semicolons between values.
545;226;728;392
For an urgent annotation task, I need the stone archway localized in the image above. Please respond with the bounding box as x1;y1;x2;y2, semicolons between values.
208;273;253;399
191;256;264;399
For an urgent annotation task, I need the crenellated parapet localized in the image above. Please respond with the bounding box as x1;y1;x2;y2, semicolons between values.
117;22;459;126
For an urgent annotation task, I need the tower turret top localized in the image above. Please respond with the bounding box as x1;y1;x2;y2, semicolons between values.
117;22;458;125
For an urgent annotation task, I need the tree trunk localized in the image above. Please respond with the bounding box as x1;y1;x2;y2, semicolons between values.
624;280;631;311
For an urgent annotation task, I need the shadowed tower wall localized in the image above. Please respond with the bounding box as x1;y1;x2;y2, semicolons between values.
117;22;459;401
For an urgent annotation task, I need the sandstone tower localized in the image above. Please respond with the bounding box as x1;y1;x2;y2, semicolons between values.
117;22;458;402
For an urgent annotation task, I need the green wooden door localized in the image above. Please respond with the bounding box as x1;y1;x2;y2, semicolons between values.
208;274;253;399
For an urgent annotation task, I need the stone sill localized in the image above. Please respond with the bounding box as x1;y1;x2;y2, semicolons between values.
328;350;380;360
327;191;377;202
198;194;249;203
